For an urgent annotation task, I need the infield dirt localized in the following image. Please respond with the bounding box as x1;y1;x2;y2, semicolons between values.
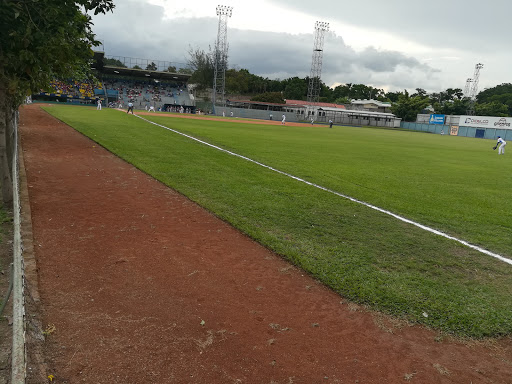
18;104;512;383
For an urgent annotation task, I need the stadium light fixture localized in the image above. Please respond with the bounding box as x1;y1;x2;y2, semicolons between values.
216;4;233;16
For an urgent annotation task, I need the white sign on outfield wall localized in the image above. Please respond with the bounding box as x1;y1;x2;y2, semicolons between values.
459;115;512;129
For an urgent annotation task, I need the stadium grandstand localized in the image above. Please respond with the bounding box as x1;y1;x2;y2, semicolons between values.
32;50;196;112
31;50;400;126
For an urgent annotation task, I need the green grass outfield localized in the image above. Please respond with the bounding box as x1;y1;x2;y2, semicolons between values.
42;105;512;338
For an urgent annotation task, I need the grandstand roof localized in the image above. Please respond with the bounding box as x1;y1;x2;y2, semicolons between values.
318;106;397;117
285;100;346;109
350;99;391;108
102;66;191;82
92;51;190;82
228;100;306;108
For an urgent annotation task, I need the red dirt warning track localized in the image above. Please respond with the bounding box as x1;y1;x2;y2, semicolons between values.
19;105;512;383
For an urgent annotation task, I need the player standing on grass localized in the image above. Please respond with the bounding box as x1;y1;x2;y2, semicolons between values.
494;136;507;155
127;102;134;114
281;114;286;125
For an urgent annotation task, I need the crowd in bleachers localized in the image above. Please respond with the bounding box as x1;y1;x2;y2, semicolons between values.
40;76;194;112
102;76;191;110
45;79;102;98
75;79;99;98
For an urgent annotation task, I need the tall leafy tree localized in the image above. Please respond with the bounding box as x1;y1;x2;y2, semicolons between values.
391;90;430;122
187;46;214;90
475;101;509;117
251;92;285;104
282;77;308;100
146;62;158;71
476;83;512;116
0;0;115;203
104;58;127;68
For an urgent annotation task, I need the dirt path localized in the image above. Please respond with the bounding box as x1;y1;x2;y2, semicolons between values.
19;105;512;383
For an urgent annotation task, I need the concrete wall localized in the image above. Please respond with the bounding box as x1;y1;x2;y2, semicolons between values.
402;121;512;140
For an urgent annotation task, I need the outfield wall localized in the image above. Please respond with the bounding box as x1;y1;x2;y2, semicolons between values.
401;121;512;140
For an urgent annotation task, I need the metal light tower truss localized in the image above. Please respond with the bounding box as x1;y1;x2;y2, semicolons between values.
463;78;473;98
469;63;483;99
307;21;329;105
466;63;483;115
212;5;233;111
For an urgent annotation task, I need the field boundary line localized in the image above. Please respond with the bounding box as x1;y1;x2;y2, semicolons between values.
135;114;512;266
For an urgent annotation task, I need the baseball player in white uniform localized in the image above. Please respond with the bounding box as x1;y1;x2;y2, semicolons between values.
496;136;507;155
281;114;286;125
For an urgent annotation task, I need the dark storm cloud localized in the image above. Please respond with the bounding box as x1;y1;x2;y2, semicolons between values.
91;0;442;90
271;0;510;53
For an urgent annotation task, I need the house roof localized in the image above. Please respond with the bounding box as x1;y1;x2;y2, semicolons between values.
350;99;391;108
285;100;346;109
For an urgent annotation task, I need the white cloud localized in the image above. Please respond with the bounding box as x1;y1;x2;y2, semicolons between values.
91;0;510;93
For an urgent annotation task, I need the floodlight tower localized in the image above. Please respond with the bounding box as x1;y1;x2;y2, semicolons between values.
212;5;233;113
307;21;329;106
469;63;484;99
463;78;473;98
466;63;483;115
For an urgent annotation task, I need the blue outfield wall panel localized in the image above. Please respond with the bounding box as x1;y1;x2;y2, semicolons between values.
484;128;497;140
401;121;512;140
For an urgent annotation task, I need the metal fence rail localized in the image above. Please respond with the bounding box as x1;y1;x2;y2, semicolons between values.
11;110;26;383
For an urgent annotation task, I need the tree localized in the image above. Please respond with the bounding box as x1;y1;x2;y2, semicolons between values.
334;96;351;105
391;90;430;122
475;101;509;117
476;83;512;116
104;58;127;68
251;92;285;104
187;46;214;90
165;65;177;73
146;62;157;71
133;65;142;70
225;68;250;94
433;98;470;115
411;88;427;98
385;91;403;103
178;67;193;75
282;77;308;100
0;0;115;203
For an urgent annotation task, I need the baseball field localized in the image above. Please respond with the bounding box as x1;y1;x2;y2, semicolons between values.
41;105;512;339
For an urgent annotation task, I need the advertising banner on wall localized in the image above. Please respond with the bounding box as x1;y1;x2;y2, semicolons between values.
459;116;512;129
429;114;445;124
450;126;459;136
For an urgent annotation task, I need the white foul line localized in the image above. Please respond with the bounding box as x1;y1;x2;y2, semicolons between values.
135;114;512;266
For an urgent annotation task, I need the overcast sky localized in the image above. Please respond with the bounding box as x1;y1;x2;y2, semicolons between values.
91;0;510;93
